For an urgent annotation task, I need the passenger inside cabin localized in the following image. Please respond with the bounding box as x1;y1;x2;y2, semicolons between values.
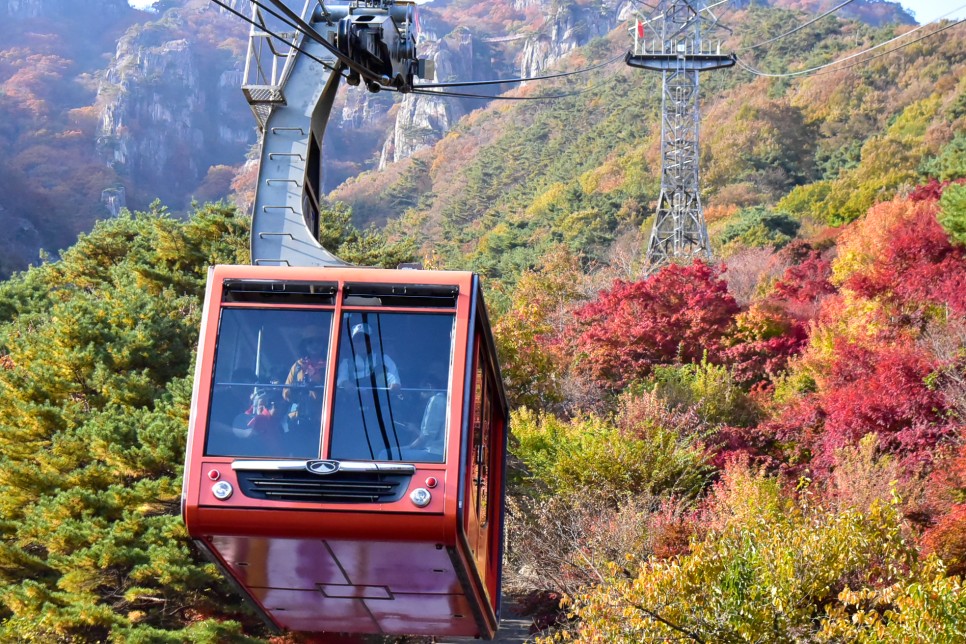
283;328;328;432
336;323;401;391
404;387;447;459
240;379;285;450
329;313;453;462
402;364;448;461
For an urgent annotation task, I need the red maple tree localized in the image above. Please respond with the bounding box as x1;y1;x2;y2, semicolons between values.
571;261;739;389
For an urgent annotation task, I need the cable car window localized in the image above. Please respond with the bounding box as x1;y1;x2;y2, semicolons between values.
205;308;333;459
330;312;455;463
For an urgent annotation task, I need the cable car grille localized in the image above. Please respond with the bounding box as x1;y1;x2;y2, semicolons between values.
235;469;410;503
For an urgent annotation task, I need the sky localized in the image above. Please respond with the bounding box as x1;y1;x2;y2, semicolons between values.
126;0;966;23
900;0;966;23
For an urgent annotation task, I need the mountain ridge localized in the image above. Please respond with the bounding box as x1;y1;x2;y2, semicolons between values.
0;0;922;278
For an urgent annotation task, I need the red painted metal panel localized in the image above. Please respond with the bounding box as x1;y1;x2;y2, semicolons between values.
182;265;503;638
366;592;480;637
191;507;451;543
248;587;376;633
326;540;463;594
210;536;347;589
319;584;391;600
203;535;484;636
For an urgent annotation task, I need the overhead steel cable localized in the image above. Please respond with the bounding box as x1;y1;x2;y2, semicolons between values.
209;0;344;75
735;0;857;52
266;0;621;92
705;0;738;32
735;5;966;78
388;72;621;101
215;0;628;92
747;17;965;79
257;0;371;79
411;53;625;89
408;88;576;101
664;0;732;41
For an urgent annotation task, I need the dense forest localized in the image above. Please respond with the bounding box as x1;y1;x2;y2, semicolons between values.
0;0;964;642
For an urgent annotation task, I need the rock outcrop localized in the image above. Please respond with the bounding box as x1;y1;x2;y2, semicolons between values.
95;7;252;209
101;186;127;217
519;0;633;77
379;28;484;168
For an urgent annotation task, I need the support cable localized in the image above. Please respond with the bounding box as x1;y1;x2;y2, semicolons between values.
704;0;738;32
412;53;624;89
391;74;620;101
773;18;965;78
257;0;370;78
735;6;966;78
210;0;344;75
735;0;856;52
216;0;625;92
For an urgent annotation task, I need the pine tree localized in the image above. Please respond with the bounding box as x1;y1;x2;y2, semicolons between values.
0;203;264;640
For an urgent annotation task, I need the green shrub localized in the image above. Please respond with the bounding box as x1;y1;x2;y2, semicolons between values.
511;408;710;503
647;359;759;427
938;182;966;247
555;465;933;643
718;206;800;254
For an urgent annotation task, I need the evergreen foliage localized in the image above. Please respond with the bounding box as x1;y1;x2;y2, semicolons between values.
939;182;966;247
0;204;262;641
716;206;800;253
2;2;965;640
317;201;419;267
922;133;966;182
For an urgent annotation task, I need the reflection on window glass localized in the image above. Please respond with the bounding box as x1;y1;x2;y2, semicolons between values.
472;357;489;524
331;312;454;463
205;308;333;459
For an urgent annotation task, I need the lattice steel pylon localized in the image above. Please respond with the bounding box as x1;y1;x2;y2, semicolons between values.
627;1;734;270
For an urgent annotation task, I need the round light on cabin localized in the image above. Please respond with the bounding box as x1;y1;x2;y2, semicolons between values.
425;476;438;489
212;481;233;500
207;469;221;481
410;488;432;508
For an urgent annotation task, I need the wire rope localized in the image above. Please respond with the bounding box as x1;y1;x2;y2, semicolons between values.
735;0;856;52
413;53;624;89
393;73;620;101
257;0;369;78
220;0;623;96
210;0;344;75
215;0;627;92
785;17;965;78
735;5;966;78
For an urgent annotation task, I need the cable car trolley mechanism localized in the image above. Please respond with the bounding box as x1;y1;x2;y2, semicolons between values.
183;1;507;639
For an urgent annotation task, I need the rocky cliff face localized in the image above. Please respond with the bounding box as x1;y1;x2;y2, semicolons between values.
359;0;637;170
95;7;252;209
340;89;395;130
520;0;633;77
379;28;483;168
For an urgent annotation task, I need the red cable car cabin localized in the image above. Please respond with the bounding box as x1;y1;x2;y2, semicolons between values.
182;264;508;639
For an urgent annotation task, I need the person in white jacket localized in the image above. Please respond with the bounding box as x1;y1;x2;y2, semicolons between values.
336;323;401;391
